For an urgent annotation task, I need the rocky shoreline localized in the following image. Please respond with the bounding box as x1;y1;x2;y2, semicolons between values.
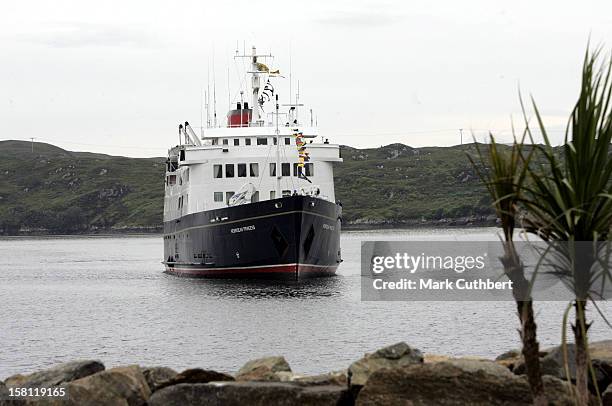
2;341;611;405
2;218;497;237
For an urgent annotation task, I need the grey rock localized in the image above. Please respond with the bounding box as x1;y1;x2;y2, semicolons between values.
356;361;577;406
141;366;178;392
148;382;351;406
3;360;104;389
442;358;515;378
348;342;423;387
40;365;151;406
514;340;612;391
293;370;348;387
495;349;522;361
236;356;291;382
0;381;20;406
603;384;612;406
155;368;234;391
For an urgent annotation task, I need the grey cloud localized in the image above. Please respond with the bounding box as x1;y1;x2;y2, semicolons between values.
314;10;404;27
20;22;158;48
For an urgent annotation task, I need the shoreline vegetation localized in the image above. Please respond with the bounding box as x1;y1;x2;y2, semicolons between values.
0;140;498;236
2;341;612;405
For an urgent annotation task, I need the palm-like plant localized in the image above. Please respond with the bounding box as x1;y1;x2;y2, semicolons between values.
469;136;547;405
520;48;612;405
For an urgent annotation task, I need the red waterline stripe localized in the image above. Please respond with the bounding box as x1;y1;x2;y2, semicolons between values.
166;264;337;276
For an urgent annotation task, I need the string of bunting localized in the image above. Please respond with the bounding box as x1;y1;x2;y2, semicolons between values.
294;130;312;183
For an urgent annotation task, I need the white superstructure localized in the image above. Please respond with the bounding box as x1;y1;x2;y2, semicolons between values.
163;46;342;223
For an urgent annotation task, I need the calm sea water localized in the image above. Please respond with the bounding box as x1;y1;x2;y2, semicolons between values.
1;228;610;379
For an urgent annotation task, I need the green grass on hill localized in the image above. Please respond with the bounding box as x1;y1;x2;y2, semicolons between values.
0;140;496;234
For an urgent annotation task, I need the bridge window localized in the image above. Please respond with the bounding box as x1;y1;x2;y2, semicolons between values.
305;163;314;176
214;192;223;202
257;138;268;145
225;164;234;178
281;163;290;176
269;163;276;177
250;163;259;177
293;163;302;177
237;163;247;177
233;139;239;146
213;165;222;178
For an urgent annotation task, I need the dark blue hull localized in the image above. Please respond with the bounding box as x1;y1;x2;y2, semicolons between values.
163;196;342;279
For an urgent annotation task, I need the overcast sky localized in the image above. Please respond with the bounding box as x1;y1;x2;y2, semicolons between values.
1;0;611;157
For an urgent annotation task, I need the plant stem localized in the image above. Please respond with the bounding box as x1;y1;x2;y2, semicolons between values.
574;299;590;406
517;300;547;406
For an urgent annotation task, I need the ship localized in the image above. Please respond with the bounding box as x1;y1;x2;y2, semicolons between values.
162;46;343;279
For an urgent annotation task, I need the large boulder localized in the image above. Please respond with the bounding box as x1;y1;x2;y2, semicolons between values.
348;342;423;387
590;340;612;389
356;361;576;406
148;382;351;406
236;356;292;382
440;358;516;378
603;384;612;406
293;370;348;387
3;360;104;389
49;365;151;406
514;340;612;392
155;368;234;391
141;366;178;392
0;381;14;406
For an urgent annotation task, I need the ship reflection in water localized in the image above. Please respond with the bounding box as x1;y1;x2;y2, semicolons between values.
162;274;346;299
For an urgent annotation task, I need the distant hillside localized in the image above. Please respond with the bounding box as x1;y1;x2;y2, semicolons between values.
335;143;494;226
0;140;496;235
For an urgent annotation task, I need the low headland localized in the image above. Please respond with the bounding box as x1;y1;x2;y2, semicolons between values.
2;340;611;405
0;140;498;236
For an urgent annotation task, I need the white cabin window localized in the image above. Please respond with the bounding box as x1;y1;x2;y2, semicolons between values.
293;163;301;177
212;139;218;145
269;163;276;177
233;139;239;146
245;138;252;145
222;139;229;145
270;191;276;199
250;163;259;177
257;138;268;145
214;192;223;202
237;163;247;177
305;163;314;176
252;191;259;203
225;164;234;178
273;137;277;145
282;190;291;197
213;165;223;178
284;138;291;145
225;191;234;204
168;175;177;185
281;163;290;177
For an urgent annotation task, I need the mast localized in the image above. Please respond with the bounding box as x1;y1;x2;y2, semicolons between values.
251;46;260;124
234;45;272;126
275;94;281;196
